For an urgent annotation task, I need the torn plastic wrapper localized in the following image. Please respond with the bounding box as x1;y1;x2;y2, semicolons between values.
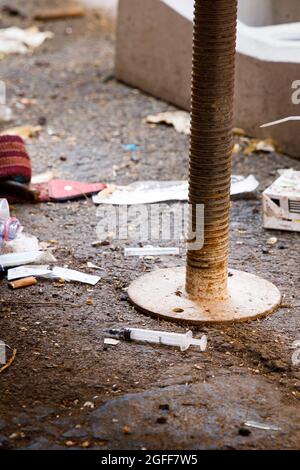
0;251;56;268
93;176;259;205
7;265;100;286
0;26;53;55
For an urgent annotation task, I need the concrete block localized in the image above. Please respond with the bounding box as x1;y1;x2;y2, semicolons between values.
115;0;300;157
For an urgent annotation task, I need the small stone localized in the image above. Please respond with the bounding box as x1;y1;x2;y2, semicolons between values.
38;116;47;126
65;440;75;447
123;425;131;435
267;237;277;246
238;427;251;437
120;292;129;301
83;401;95;409
173;307;184;313
159;404;170;411
81;441;91;448
156;417;167;424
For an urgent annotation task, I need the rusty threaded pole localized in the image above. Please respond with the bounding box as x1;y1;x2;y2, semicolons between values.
186;0;238;301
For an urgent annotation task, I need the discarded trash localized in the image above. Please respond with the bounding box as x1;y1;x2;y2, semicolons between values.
0;105;13;122
244;138;277;155
51;267;100;285
7;265;100;286
244;420;281;432
1;125;42;140
122;144;140;151
9;276;37;289
31;179;107;202
93;176;259;205
7;265;52;281
263;169;300;232
87;262;102;270
233;127;246;137
0;347;17;374
105;327;207;352
124;246;180;257
104;338;120;346
33;6;86;21
3;232;40;254
31;172;54;184
146;111;190;135
0;27;53;55
261;116;300;128
146;113;248;138
0;251;56;268
231;175;259;196
0;199;21;252
266;237;277;246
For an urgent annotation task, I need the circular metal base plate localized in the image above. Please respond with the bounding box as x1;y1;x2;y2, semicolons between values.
128;268;281;324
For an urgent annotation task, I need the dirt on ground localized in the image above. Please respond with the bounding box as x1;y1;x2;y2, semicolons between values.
0;0;299;451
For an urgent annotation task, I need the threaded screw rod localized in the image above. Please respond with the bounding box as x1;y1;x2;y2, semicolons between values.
186;0;238;300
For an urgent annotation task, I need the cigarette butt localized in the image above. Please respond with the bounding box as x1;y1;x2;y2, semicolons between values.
34;7;85;21
9;277;38;289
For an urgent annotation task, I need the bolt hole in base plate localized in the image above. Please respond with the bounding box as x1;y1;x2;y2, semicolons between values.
128;268;281;324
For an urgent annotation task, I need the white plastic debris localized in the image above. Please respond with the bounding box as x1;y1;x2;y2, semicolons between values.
3;232;40;254
0;27;53;55
51;267;100;285
146;111;190;135
124;246;180;257
87;262;102;270
93;176;259;205
0;251;56;268
0;105;13;123
105;327;207;352
104;338;120;346
7;265;100;285
261;116;300;128
7;265;51;281
230;175;259;196
244;421;281;431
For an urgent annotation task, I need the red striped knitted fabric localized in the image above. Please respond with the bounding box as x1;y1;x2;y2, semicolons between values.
0;135;32;183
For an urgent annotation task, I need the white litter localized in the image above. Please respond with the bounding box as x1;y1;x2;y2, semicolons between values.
87;262;102;270
261;116;300;128
105;327;207;352
124;246;180;257
104;338;120;346
7;265;51;281
3;232;40;254
51;267;100;285
0;105;13;123
244;421;281;431
0;27;53;55
93;176;259;205
7;265;100;285
0;251;56;268
146;111;190;135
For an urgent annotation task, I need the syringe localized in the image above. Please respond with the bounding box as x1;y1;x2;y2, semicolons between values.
104;327;207;352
